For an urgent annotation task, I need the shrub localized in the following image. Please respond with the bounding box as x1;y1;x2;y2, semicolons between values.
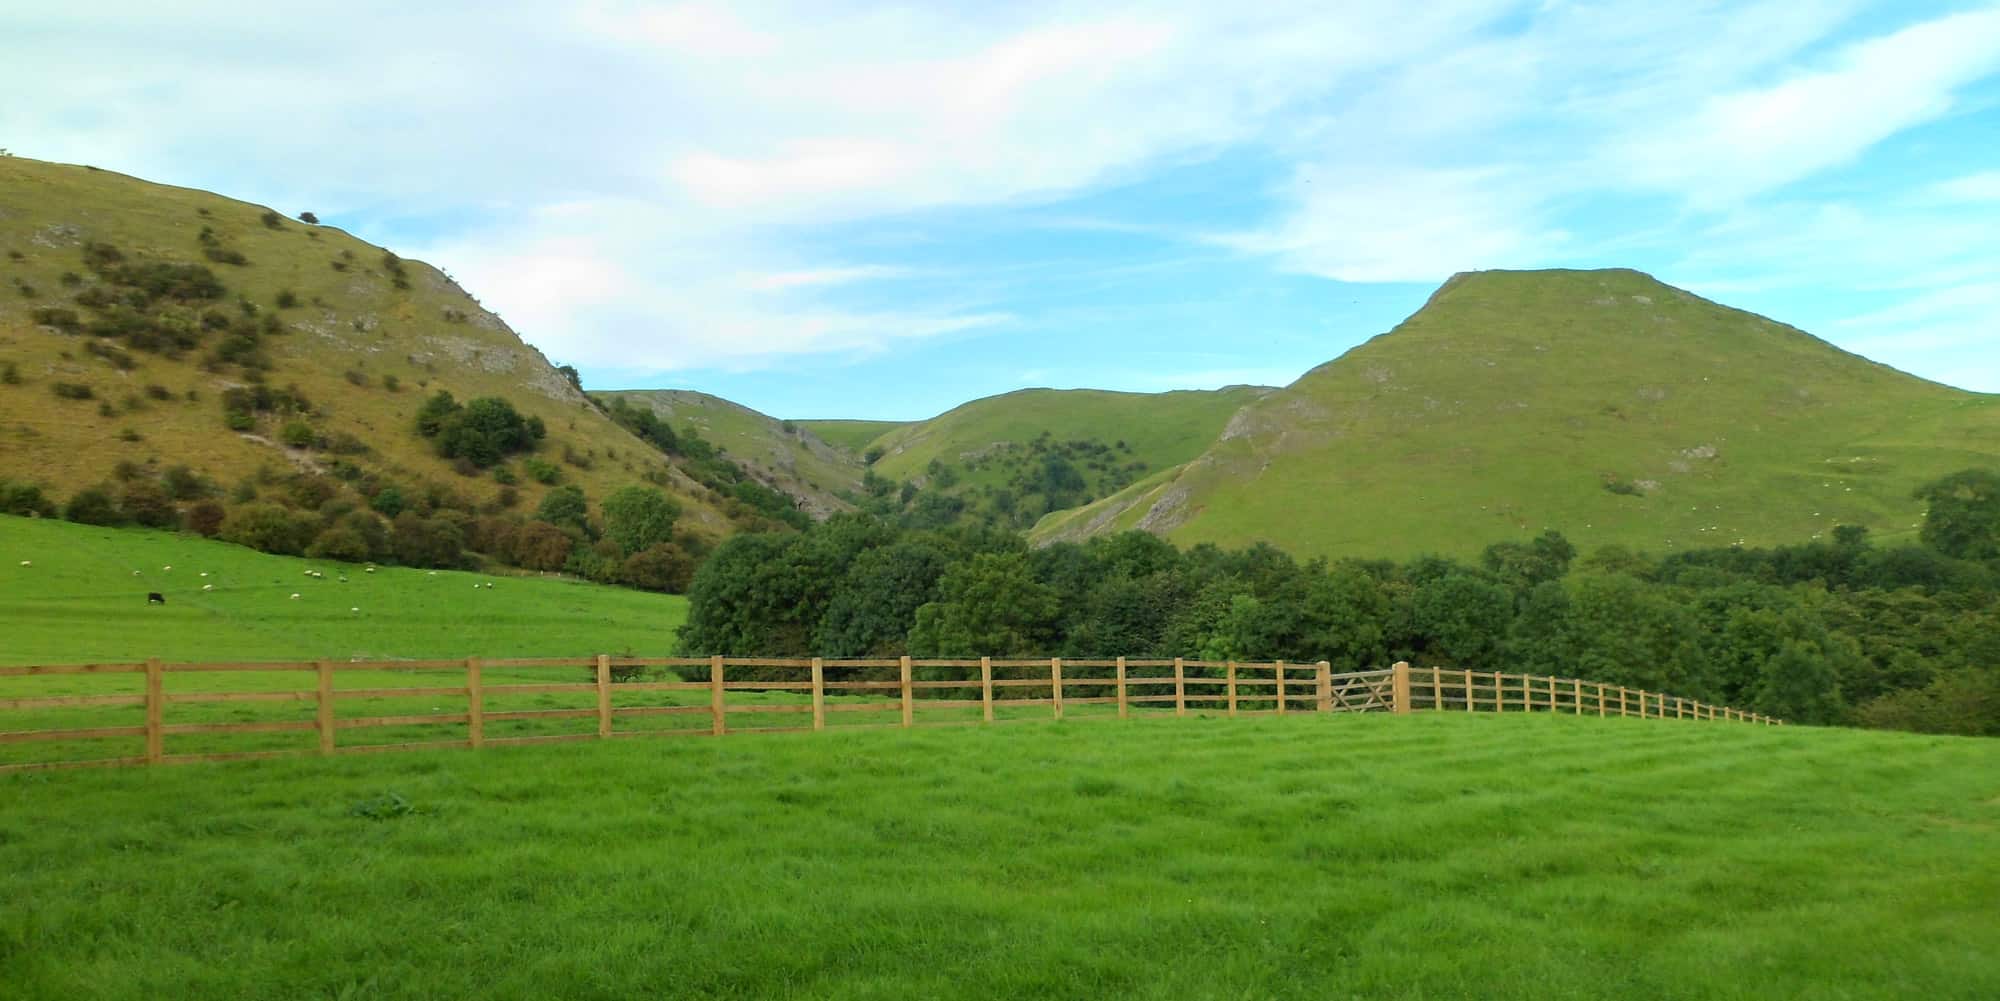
510;520;574;571
118;479;178;529
184;500;226;537
30;307;81;333
370;485;406;518
1;361;18;385
381;374;400;392
161;465;211;501
52;382;93;400
63;485;125;526
0;480;58;517
220;503;312;555
144;383;173;401
306;525;374;562
260;210;285;230
619;542;697;593
298;211;319;225
280;420;316;448
522;457;560;484
224;409;255;431
343;369;369;387
275;289;299;309
390;512;463;568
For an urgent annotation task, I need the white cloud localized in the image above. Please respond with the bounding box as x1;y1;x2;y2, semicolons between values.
1927;170;2000;203
1216;165;1561;282
1615;7;2000;204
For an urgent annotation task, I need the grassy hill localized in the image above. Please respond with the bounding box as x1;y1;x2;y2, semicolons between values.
797;418;908;453
597;389;861;517
0;514;685;665
0;156;736;536
1036;269;2000;559
3;713;1993;999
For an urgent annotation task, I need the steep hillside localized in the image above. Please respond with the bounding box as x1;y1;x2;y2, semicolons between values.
862;386;1272;527
797;418;907;453
596;389;861;517
0;157;744;540
1035;269;2000;559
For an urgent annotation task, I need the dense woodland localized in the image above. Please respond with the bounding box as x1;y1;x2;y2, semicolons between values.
679;469;2000;736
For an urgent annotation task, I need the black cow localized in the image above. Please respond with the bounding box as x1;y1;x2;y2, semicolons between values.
147;592;166;605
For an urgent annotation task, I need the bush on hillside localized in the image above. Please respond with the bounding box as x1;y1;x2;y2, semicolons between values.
0;480;58;518
62;485;125;526
117;479;179;529
219;503;313;556
184;500;226;537
511;520;573;571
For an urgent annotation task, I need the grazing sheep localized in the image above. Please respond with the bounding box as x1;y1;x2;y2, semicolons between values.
289;593;301;600
133;570;142;576
202;584;214;592
364;567;376;573
18;560;29;567
162;566;172;572
350;607;359;613
147;592;165;605
485;582;494;589
199;571;208;577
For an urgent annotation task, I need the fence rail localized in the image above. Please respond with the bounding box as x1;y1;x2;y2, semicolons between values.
0;657;1778;773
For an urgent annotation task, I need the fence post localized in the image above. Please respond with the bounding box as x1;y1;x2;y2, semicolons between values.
318;659;336;754
595;654;613;738
811;657;825;731
709;654;725;736
1464;669;1473;711
1275;660;1286;716
1226;661;1238;717
1432;667;1444;712
465;657;483;749
1572;678;1582;716
900;655;914;728
1391;662;1411;715
1619;687;1629;717
1495;673;1505;714
1051;657;1063;722
982;656;995;723
145;657;163;764
1317;661;1332;713
1115;656;1127;720
1173;657;1186;718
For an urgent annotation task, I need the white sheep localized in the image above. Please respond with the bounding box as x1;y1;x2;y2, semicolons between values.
350;607;359;613
484;582;494;589
199;572;208;577
427;570;437;576
133;570;142;576
289;593;301;600
364;567;376;574
202;584;214;592
162;565;172;572
18;560;29;567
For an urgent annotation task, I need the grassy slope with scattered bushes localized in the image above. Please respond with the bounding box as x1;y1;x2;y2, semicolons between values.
0;155;740;538
1037;269;2000;559
2;714;1994;999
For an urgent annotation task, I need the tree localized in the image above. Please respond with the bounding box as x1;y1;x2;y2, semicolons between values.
908;552;1060;656
1755;642;1846;725
619;543;698;593
117;479;178;529
1915;469;2000;560
533;485;590;535
511;520;574;571
1411;573;1513;666
219;503;311;555
601;486;680;556
390;512;463;568
298;211;319;224
814;540;952;656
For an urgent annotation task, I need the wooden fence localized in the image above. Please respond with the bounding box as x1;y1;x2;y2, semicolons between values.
0;657;1779;773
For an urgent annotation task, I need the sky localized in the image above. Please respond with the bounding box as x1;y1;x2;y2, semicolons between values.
4;1;1998;419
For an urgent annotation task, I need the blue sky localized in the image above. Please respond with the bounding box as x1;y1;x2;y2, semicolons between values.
5;1;1998;419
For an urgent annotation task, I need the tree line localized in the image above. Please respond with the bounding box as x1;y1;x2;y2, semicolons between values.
679;469;2000;735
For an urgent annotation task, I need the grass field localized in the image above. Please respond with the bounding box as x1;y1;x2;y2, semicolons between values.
0;516;687;665
796;417;910;453
2;713;1994;999
595;389;864;513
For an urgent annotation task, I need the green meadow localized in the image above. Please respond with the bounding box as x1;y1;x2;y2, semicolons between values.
2;713;1995;1000
0;516;687;665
